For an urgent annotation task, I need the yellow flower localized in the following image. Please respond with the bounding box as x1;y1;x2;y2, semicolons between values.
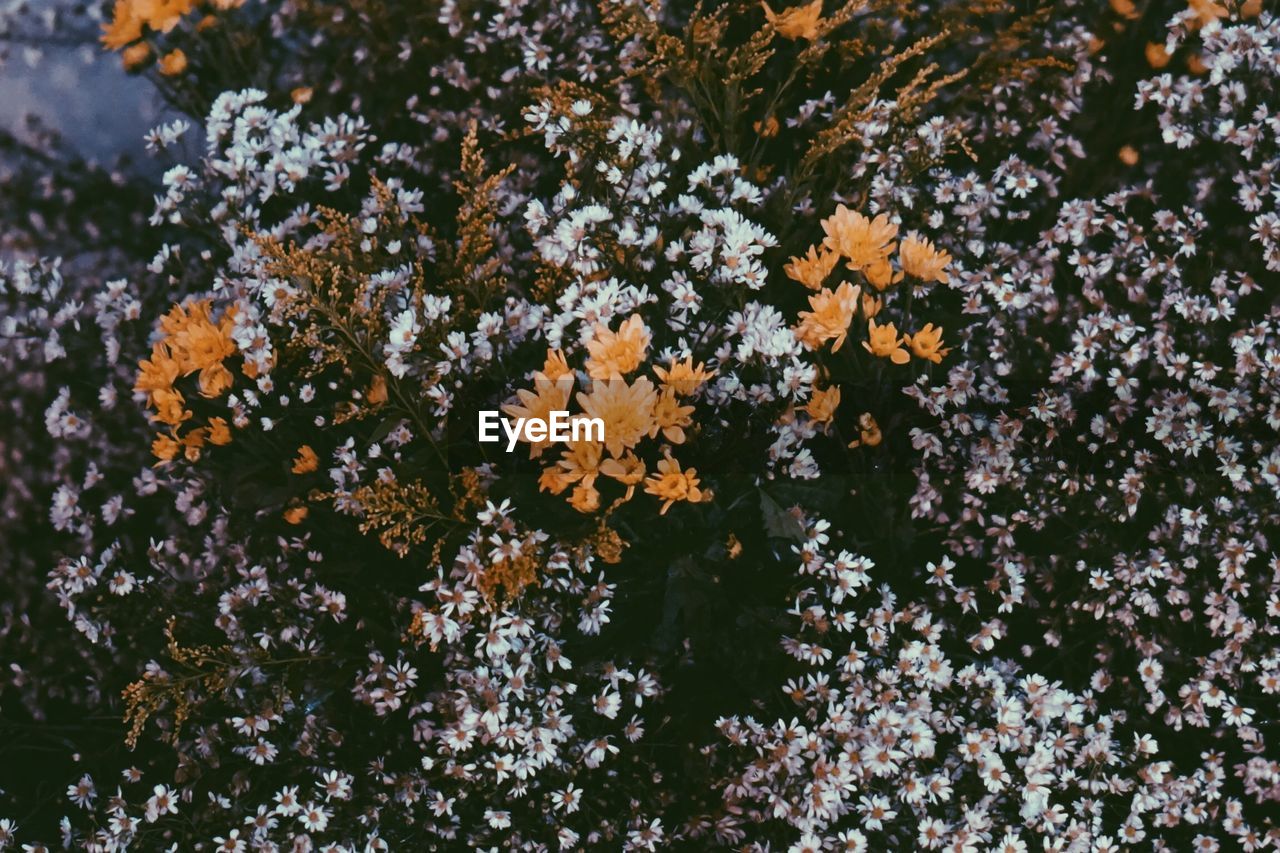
576;377;658;458
101;0;143;50
366;375;388;405
805;385;840;425
862;318;910;365
903;323;951;364
292;445;319;474
820;205;898;274
651;389;694;444
653;356;715;395
795;281;860;352
643;452;708;515
784;244;839;290
898;234;952;284
502;376;573;458
586;314;650;380
158;48;187;76
761;0;823;40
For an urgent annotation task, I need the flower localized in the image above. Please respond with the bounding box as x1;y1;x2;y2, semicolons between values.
292;445;319;474
576;377;658;458
795;281;860;352
898;234;952;283
651;389;695;443
158;49;188;76
653;356;715;395
101;0;143;50
761;0;823;41
502;376;574;458
903;323;951;363
784;244;839;290
643;452;708;514
805;386;840;425
599;452;646;501
821;205;898;276
862;319;910;364
586;315;650;380
538;348;573;382
122;42;152;70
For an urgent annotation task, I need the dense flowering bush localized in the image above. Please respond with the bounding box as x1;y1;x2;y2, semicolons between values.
2;0;1278;849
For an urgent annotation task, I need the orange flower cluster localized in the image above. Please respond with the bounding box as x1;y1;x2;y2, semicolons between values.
505;317;714;515
135;300;238;463
101;0;243;71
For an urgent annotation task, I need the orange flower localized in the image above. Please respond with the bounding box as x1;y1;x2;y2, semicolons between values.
586;314;650;380
198;362;233;398
860;291;882;319
283;505;309;525
101;0;143;50
1145;42;1171;69
576;377;658;458
651;389;694;444
599;451;646;501
366;375;388;405
599;452;646;485
795;281;860;352
761;0;823;40
151;433;179;464
643;452;708;515
862;319;910;365
150;387;190;427
784;244;839;290
121;42;152;70
158;48;187;76
653;356;715;395
292;445;319;474
135;341;181;398
899;234;952;284
805;385;840;425
821;205;898;275
135;0;196;34
543;441;604;512
753;115;780;138
1186;0;1227;29
903;323;952;364
538;348;573;382
501;376;574;458
207;417;232;446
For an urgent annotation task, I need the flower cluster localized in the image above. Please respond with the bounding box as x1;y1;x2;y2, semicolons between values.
2;0;1279;849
